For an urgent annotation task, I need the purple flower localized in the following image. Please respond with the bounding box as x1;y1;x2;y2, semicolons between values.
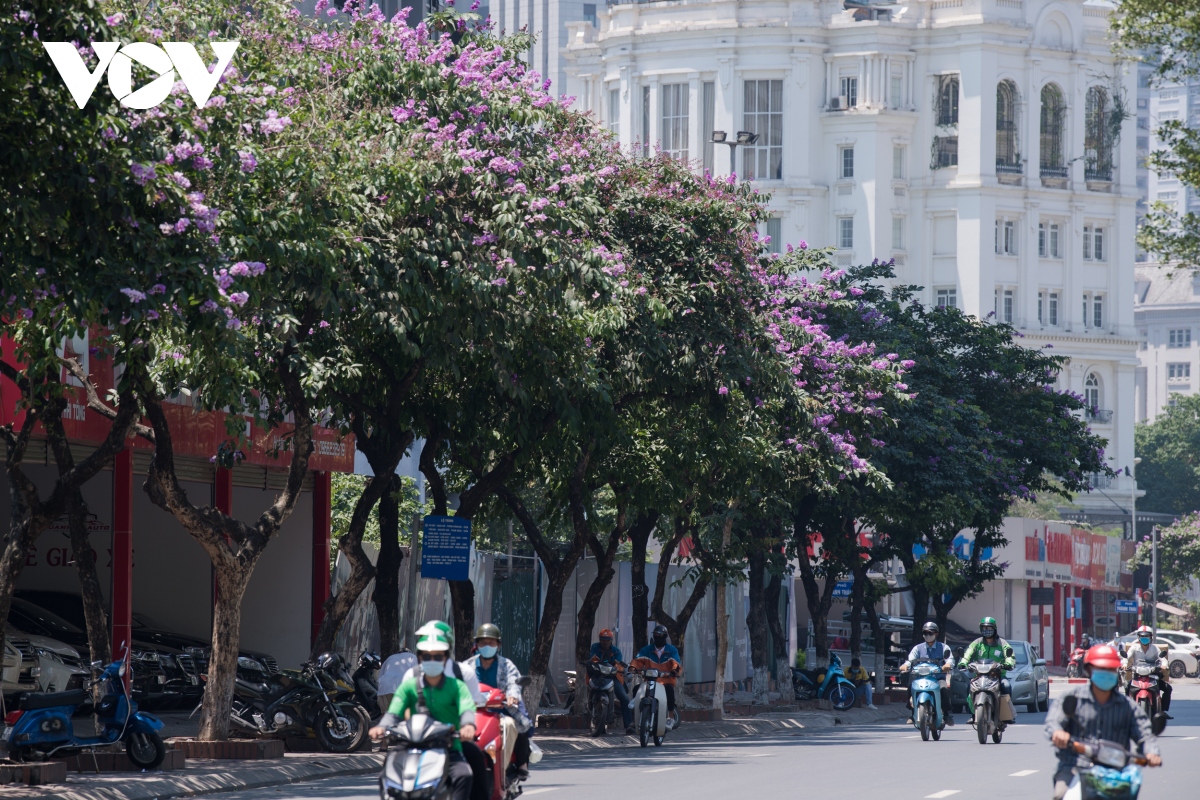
120;288;146;303
228;291;250;306
238;150;258;173
259;110;292;134
130;163;156;185
718;386;729;396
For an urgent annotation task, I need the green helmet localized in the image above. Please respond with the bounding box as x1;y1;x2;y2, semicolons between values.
474;623;502;642
980;617;998;637
416;628;452;653
417;620;454;645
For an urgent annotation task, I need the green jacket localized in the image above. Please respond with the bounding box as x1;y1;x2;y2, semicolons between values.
958;637;1016;675
384;674;476;751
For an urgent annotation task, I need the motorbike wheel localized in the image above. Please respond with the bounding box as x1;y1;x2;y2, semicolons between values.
830;683;856;711
654;733;663;747
639;702;653;748
126;731;167;770
1141;696;1154;720
591;697;608;737
975;704;988;745
992;727;1003;744
918;704;930;742
1066;664;1079;679
931;721;941;742
315;704;367;753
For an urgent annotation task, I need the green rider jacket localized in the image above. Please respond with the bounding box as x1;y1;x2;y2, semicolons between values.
957;638;1017;675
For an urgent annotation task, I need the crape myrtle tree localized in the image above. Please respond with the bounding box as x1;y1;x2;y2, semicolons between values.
303;6;619;657
1113;0;1200;265
0;1;233;665
849;271;1111;647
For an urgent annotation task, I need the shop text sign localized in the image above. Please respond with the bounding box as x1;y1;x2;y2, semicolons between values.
42;41;238;109
420;516;471;582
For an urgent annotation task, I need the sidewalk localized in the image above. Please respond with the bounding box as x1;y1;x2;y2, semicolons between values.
2;705;904;800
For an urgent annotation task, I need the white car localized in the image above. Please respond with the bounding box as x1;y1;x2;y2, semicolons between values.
1156;631;1200;661
1118;633;1199;679
1;639;40;698
5;625;89;694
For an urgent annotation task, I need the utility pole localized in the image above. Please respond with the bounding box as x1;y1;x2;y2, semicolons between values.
1151;525;1159;640
402;512;422;650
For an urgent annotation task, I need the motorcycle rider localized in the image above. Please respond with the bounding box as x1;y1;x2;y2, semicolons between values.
899;621;955;725
369;628;476;800
470;623;532;781
1123;625;1172;718
589;628;634;734
635;624;682;728
1045;644;1161;800
957;616;1016;704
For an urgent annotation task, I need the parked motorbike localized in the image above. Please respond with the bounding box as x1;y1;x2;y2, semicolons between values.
378;713;459;800
1127;664;1164;722
791;653;857;711
228;654;368;752
332;651;381;723
562;669;578;710
967;659;1009;744
1066;647;1087;679
908;661;946;742
1059;694;1166;800
2;658;166;769
630;657;678;748
476;683;526;800
585;661;622;736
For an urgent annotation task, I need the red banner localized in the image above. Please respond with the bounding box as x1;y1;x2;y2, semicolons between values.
1071;529;1092;586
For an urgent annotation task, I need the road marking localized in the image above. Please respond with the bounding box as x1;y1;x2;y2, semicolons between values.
644;767;679;773
522;790;558;796
925;792;961;799
1009;770;1039;777
904;735;921;739
1182;736;1198;741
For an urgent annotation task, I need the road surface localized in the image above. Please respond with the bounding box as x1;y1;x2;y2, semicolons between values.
215;681;1200;799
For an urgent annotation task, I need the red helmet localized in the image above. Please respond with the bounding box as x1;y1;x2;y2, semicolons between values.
1084;644;1122;670
599;629;614;640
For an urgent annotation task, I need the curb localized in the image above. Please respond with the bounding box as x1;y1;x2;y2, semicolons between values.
4;752;384;800
1048;678;1089;685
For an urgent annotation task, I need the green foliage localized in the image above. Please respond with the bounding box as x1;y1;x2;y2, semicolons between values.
1133;512;1200;595
1134;394;1200;515
330;472;423;568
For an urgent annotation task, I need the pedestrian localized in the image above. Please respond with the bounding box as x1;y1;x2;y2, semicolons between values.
847;657;877;709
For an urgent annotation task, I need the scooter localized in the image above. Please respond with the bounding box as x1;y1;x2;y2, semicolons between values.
378;713;458;799
2;657;166;769
908;661;946;742
1059;694;1166;800
630;657;678;748
334;651;381;723
1066;647;1087;679
585;661;622;736
475;684;525;800
967;659;1011;744
1127;663;1164;722
792;654;857;711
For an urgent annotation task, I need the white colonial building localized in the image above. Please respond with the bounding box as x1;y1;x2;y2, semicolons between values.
562;0;1139;509
1134;265;1200;422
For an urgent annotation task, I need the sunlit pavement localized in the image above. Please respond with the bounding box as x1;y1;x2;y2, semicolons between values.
214;681;1200;800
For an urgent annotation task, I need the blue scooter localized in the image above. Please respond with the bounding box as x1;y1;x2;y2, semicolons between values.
1;657;166;769
791;653;858;710
907;660;946;741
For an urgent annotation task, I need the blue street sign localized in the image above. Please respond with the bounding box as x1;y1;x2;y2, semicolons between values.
421;516;472;581
1115;599;1138;614
832;579;854;599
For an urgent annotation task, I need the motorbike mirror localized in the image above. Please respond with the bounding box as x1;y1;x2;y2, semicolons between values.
1061;694;1077;719
90;660;103;671
1151;712;1168;737
517;676;532;688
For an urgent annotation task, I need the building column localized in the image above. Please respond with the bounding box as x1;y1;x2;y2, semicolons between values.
312;471;332;648
111;448;133;686
1053;581;1063;665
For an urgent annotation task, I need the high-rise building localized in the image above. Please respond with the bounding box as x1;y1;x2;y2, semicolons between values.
563;0;1139;509
1134;266;1200;422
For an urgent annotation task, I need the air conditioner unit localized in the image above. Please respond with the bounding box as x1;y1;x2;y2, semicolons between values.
829;97;842;110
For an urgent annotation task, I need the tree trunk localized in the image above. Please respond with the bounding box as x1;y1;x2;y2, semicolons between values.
862;577;887;694
198;563;252;740
746;548;770;703
374;475;403;659
765;571;793;703
68;488;111;664
629;518;654;654
711;515;733;719
907;573;931;651
650;518;710;674
448;580;476;661
524;560;576;720
572;531;621;715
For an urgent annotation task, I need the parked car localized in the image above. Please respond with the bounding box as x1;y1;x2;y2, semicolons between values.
1;638;40;700
16;590;277;682
1115;633;1198;679
4;624;88;694
950;639;1048;714
1155;631;1200;661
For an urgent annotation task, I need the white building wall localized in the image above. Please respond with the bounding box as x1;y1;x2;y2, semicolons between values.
564;0;1139;510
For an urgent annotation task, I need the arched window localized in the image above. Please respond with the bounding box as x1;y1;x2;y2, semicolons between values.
996;80;1020;174
1040;84;1067;179
1084;373;1101;412
1085;86;1113;182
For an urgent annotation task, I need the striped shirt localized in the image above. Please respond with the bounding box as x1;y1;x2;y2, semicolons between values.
1044;684;1160;768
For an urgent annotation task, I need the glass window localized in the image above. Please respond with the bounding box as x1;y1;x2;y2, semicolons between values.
841;146;854;179
1083;226;1092;260
893;145;905;179
702;81;715;174
1168;363;1191;380
1085;86;1113;181
608;88;620;134
839;217;854;249
840;76;858;108
1049;291;1059;326
996;80;1020;173
743;80;783;180
764;217;782;255
1003;289;1014;324
937;75;959;125
1168;329;1192;348
1040;84;1067;177
1093;295;1103;328
1085;373;1100;409
641;85;650;159
1038;291;1044;324
936;288;957;309
1094;227;1104;261
661;83;689;162
1039;223;1046;257
892;217;904;250
1004;221;1016;254
890;74;903;109
583;3;597;27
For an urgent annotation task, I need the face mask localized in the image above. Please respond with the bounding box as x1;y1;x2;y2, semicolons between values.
653;638;666;648
982;629;996;639
420;659;446;678
478;645;498;659
1090;669;1118;691
1139;637;1151;646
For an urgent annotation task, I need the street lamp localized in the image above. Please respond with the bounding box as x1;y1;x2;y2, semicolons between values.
710;130;759;177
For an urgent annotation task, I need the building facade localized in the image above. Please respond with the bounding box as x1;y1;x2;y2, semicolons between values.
1134;265;1200;422
563;0;1139;510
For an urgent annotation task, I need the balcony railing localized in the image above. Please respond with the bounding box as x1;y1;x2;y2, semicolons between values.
1088;472;1113;490
1040;165;1069;179
1086;408;1114;424
1085;167;1113;182
996;161;1023;174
